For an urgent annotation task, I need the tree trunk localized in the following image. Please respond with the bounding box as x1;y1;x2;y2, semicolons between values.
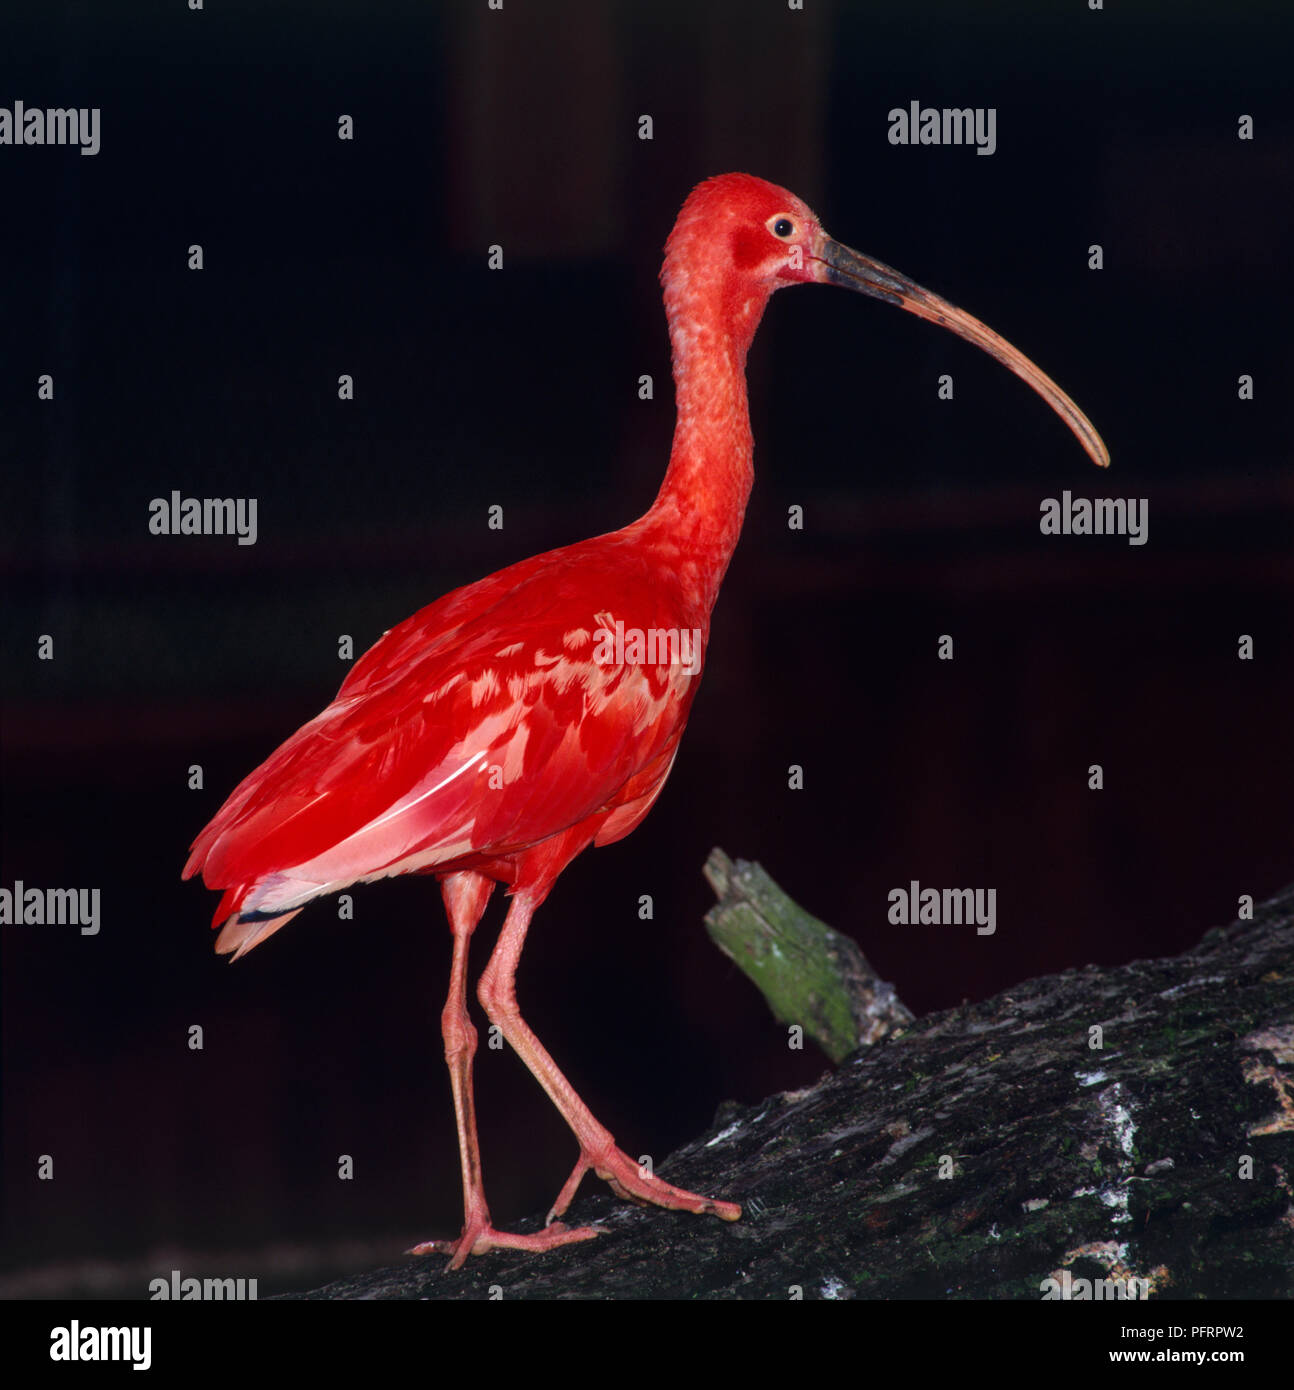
284;879;1294;1299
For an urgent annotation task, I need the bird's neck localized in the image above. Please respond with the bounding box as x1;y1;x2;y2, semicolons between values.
637;274;766;618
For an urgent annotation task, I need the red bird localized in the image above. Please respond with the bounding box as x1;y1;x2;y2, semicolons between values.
185;173;1108;1267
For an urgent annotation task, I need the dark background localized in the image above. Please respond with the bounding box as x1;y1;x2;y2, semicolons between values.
2;0;1291;1297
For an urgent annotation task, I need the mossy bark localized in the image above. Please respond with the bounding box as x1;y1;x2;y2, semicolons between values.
285;881;1294;1300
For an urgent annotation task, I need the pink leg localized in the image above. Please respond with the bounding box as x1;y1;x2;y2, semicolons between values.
476;891;741;1229
409;872;600;1268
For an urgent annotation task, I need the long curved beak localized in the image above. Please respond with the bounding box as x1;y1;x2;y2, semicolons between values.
816;236;1109;468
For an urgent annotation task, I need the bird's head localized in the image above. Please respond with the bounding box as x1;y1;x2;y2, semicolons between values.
661;173;822;327
662;172;1108;468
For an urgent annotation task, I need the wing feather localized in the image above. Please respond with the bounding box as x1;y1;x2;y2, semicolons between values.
185;533;708;928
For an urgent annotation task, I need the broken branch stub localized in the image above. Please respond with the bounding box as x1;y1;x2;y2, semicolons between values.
703;847;913;1063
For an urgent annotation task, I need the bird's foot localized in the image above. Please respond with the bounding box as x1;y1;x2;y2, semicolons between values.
547;1141;742;1226
408;1219;601;1271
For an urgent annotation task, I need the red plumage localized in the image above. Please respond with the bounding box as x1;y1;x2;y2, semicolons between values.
185;537;703;956
186;172;1106;1265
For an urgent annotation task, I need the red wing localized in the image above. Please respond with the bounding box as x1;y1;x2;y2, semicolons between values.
185;537;706;923
187;547;569;889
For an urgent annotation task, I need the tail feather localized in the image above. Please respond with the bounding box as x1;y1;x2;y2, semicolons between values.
214;909;304;961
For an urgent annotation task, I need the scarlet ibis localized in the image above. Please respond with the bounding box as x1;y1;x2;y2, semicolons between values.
185;172;1108;1268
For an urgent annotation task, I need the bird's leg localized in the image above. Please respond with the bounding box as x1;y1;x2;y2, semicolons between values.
414;873;490;1262
477;891;741;1228
409;872;601;1268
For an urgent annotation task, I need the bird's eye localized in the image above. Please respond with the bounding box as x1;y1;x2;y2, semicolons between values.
769;216;795;239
